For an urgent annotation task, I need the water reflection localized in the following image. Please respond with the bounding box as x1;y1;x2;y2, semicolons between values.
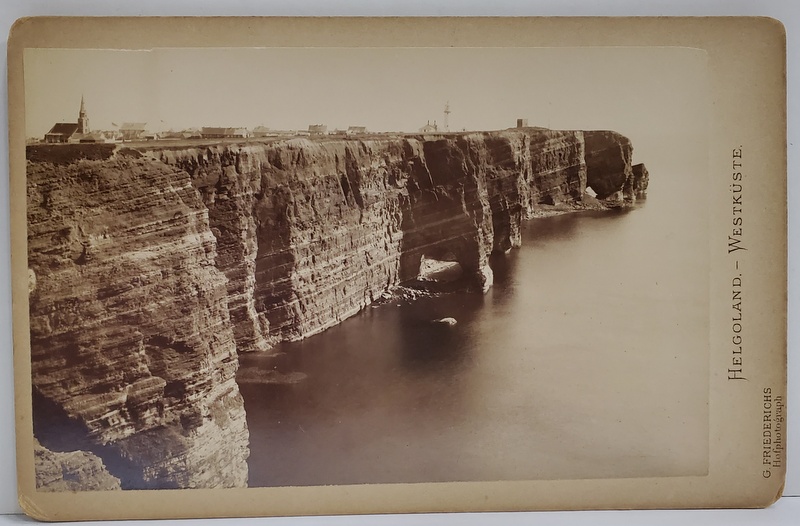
239;195;708;487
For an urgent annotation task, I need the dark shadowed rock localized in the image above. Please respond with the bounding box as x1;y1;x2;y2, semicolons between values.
632;163;650;200
584;130;634;202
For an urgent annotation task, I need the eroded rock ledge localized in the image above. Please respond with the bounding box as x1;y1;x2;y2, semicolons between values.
26;128;647;490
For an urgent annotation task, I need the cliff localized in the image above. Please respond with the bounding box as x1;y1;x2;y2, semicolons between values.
27;155;249;489
152;128;640;344
26;128;647;489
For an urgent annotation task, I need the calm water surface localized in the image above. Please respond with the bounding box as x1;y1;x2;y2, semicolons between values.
239;168;709;486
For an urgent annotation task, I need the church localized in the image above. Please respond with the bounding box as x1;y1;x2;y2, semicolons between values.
43;96;91;143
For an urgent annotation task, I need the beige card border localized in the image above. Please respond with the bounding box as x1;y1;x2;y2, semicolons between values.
8;17;787;521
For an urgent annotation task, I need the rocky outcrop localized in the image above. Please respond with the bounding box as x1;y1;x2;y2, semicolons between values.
26;127;646;490
584;130;636;205
632;163;649;200
27;157;249;489
34;440;121;491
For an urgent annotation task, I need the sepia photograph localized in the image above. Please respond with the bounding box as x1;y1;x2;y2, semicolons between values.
21;44;712;492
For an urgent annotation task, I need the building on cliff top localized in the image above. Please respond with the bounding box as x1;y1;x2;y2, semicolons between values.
161;129;201;140
517;118;529;128
43;96;90;143
418;120;438;133
201;127;249;139
44;122;81;143
347;126;367;136
308;124;328;136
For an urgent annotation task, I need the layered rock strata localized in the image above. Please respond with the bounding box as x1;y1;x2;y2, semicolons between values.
150;128;631;345
27;128;646;490
27;156;249;489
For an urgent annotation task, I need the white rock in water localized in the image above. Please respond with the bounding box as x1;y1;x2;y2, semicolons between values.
432;317;457;326
479;264;494;294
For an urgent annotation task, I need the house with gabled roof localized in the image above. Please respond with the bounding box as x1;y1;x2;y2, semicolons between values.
418;120;438;133
308;124;327;136
43;96;90;143
44;123;81;143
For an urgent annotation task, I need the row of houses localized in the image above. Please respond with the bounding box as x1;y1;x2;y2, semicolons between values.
41;99;530;145
44;117;372;145
306;125;370;137
126;125;371;141
44;123;162;144
43;98;445;144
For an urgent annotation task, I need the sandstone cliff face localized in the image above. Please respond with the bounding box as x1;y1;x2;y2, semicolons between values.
27;128;645;490
150;129;602;344
27;156;249;489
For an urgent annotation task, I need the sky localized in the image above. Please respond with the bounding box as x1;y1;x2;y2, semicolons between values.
24;46;709;166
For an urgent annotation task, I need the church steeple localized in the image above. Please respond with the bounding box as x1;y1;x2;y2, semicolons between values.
77;95;89;134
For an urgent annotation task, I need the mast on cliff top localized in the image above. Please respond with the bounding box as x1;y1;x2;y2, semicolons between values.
443;101;451;132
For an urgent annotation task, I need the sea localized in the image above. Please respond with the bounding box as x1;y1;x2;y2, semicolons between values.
238;152;710;486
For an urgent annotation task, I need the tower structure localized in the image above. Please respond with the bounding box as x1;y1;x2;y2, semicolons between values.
443;101;451;132
77;95;90;134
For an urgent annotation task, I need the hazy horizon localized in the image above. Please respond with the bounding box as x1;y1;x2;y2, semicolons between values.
24;46;709;166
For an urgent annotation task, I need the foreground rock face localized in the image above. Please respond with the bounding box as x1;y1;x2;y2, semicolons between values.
27;156;249;489
26;128;646;490
34;440;121;491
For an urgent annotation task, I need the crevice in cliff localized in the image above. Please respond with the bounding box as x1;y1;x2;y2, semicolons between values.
166;147;274;353
253;184;299;341
142;336;198;407
343;146;365;209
